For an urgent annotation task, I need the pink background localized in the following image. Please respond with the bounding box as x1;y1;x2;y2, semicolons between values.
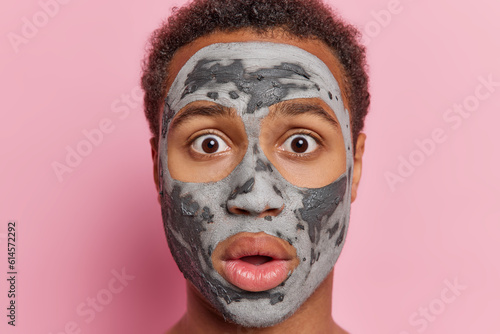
1;0;499;333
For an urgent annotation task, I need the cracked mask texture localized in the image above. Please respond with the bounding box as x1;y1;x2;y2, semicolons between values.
159;42;354;327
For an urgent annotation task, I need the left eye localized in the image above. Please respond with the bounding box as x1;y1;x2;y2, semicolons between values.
192;134;230;154
281;134;318;154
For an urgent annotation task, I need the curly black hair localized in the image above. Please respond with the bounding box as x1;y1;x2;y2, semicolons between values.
141;0;370;145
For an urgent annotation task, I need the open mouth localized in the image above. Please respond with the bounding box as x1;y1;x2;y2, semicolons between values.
239;255;273;266
212;232;299;292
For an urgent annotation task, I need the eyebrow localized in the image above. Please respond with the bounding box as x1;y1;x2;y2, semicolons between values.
270;101;340;129
169;104;235;131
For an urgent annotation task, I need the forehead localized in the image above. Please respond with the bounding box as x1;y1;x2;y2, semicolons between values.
166;42;344;119
164;29;348;104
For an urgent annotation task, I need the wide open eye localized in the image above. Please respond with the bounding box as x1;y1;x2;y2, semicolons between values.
280;134;318;154
191;134;230;154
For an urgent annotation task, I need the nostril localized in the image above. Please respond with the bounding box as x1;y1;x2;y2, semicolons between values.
258;204;285;218
227;206;252;215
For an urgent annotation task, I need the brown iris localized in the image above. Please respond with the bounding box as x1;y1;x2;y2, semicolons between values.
291;136;308;153
201;137;219;153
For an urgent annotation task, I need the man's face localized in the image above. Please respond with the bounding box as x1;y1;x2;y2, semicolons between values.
153;30;361;327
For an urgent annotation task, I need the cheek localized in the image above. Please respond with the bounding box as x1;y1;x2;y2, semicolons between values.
298;174;347;243
163;186;205;243
164;180;231;247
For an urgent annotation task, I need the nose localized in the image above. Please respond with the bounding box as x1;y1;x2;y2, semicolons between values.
226;176;285;218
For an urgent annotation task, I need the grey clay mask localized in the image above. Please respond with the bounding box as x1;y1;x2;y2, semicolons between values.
158;42;354;327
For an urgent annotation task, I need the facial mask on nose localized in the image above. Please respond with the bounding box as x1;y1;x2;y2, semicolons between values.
158;42;353;327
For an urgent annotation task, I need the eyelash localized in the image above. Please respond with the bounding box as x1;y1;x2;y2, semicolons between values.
291;129;321;142
186;129;218;144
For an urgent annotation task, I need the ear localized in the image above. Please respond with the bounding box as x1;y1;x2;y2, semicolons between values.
351;133;366;203
149;137;161;204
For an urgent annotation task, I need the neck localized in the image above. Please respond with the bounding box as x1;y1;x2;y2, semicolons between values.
168;270;347;334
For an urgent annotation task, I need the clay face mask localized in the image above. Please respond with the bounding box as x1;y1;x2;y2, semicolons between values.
158;42;354;327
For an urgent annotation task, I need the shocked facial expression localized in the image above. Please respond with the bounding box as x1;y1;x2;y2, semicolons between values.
157;40;354;327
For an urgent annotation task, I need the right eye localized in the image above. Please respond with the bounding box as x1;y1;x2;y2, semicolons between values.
191;134;230;154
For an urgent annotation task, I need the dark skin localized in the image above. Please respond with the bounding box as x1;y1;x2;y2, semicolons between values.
150;28;366;334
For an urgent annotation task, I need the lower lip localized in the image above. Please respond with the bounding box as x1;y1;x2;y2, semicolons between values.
222;258;290;292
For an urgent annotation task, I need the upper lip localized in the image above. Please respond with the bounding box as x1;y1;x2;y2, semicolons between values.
212;231;298;263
